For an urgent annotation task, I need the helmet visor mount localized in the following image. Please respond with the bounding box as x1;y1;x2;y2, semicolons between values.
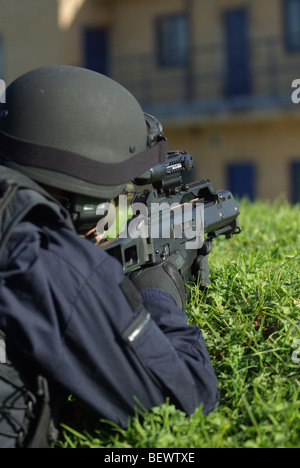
144;113;165;148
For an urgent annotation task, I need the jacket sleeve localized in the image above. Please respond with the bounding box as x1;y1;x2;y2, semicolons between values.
137;288;220;415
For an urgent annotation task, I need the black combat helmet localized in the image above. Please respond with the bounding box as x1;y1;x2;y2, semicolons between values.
0;65;167;200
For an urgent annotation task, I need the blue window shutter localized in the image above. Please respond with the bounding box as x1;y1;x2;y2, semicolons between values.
83;28;109;75
227;163;256;201
284;0;300;51
224;8;251;96
291;161;300;203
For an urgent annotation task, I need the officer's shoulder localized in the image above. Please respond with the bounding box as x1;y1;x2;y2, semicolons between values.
42;222;121;273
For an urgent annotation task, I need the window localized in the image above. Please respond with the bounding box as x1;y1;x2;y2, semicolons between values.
291;161;300;203
156;13;189;67
227;162;256;201
284;0;300;51
224;8;251;96
83;28;109;75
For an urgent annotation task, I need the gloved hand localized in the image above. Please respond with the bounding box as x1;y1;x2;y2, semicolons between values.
130;261;186;311
192;239;212;290
193;255;210;290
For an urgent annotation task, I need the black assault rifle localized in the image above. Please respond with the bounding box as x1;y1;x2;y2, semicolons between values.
101;151;241;286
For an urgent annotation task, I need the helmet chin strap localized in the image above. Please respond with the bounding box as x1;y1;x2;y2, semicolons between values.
40;184;107;235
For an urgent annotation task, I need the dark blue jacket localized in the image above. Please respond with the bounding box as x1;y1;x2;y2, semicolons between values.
0;218;219;428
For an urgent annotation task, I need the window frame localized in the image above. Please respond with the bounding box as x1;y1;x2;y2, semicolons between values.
283;0;300;52
156;12;189;68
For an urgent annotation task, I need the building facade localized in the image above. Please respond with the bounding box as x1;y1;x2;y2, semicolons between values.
1;0;300;201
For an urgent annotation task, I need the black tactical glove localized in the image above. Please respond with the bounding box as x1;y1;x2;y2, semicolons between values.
192;239;212;290
130;261;186;311
192;255;210;289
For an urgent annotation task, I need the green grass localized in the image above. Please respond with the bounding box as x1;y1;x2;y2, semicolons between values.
57;198;300;448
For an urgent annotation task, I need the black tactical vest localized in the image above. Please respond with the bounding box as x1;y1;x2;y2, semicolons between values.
0;165;75;448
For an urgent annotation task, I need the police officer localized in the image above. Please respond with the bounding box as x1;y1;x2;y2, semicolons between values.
0;66;219;447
